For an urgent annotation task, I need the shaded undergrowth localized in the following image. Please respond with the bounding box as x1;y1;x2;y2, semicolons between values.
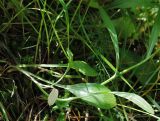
0;0;160;121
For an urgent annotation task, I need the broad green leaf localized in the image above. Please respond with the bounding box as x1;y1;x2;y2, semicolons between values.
69;61;98;76
109;0;152;9
112;92;154;114
66;83;116;109
147;9;160;57
99;6;119;68
48;87;59;106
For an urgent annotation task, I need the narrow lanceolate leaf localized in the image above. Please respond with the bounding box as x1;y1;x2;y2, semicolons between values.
147;9;160;58
59;0;67;10
66;83;116;109
69;61;98;76
98;7;119;68
112;92;154;114
48;87;59;106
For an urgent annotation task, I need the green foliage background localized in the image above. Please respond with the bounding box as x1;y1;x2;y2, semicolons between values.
0;0;160;120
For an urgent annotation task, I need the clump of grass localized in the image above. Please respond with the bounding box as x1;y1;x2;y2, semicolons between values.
0;0;160;120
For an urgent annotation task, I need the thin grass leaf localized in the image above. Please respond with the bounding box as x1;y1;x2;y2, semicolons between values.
10;0;25;19
0;102;9;121
98;6;119;69
88;1;119;69
0;1;36;33
147;95;160;111
59;0;71;49
147;9;160;57
100;54;133;89
112;92;155;114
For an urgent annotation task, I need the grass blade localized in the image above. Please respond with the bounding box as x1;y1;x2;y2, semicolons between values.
0;102;9;121
146;9;160;57
99;6;119;69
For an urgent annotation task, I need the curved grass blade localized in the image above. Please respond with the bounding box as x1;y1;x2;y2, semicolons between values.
0;102;9;121
147;9;160;58
98;6;119;69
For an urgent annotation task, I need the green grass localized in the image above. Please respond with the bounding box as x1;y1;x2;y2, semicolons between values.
0;0;160;120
